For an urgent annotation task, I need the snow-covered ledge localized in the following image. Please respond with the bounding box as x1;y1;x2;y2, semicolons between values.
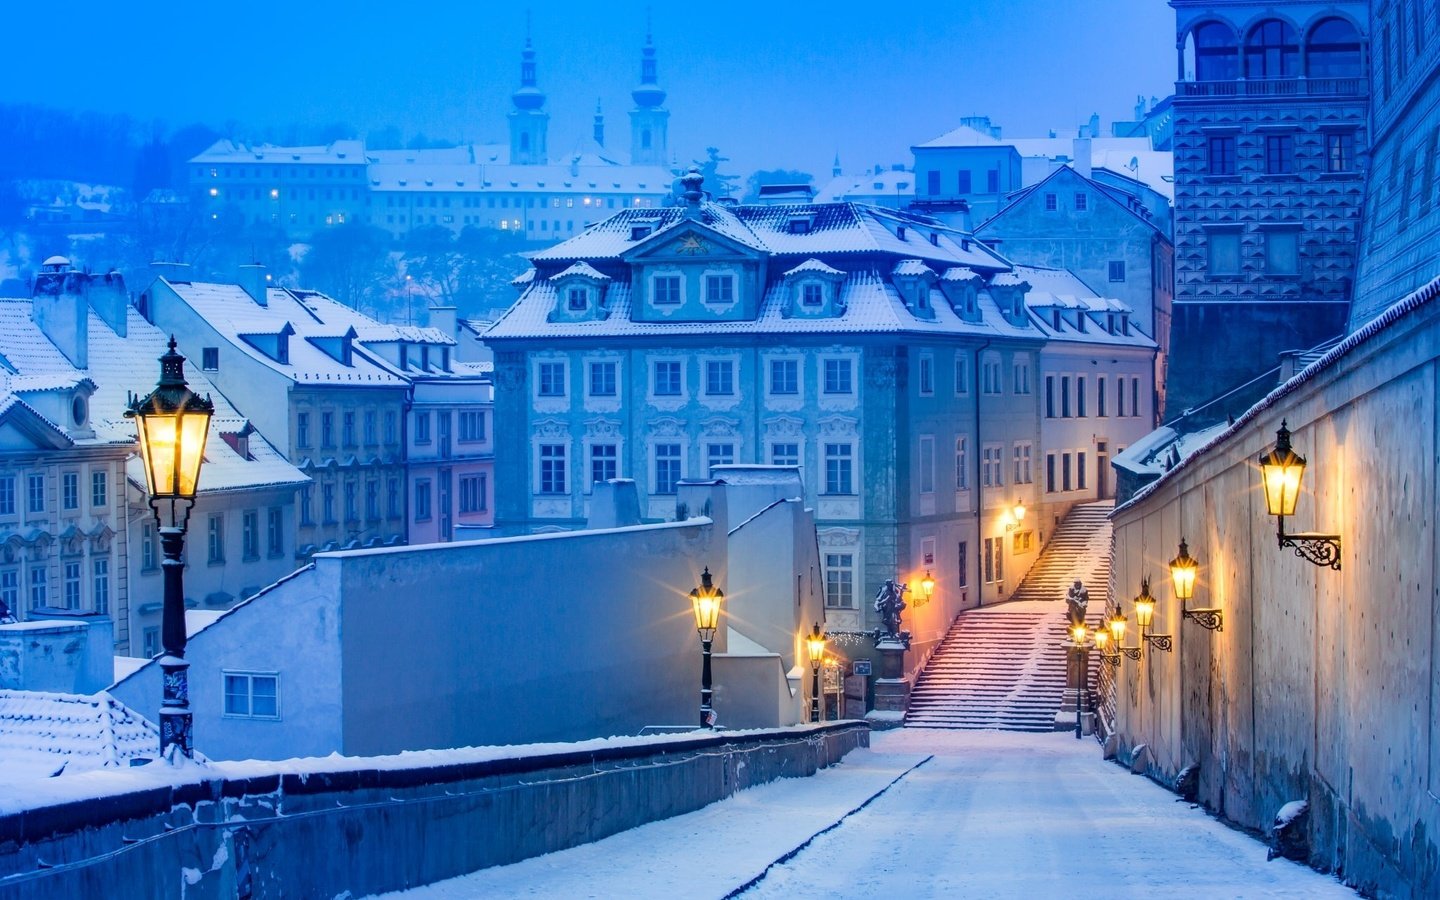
0;722;868;898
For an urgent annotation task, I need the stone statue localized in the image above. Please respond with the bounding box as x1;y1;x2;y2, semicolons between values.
1065;579;1089;627
874;579;908;639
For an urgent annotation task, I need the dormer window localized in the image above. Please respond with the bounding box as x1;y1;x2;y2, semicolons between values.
929;233;939;246
1107;313;1117;333
630;225;652;241
704;274;735;304
567;287;589;310
1052;310;1063;331
896;226;906;241
788;215;813;235
802;283;824;306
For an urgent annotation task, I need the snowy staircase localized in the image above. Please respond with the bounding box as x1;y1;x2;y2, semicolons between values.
1008;501;1114;605
904;502;1113;732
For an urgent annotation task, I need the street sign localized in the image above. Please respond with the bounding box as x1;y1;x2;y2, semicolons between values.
852;659;872;676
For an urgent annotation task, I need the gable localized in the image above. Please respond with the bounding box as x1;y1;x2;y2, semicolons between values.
0;400;74;451
621;220;767;264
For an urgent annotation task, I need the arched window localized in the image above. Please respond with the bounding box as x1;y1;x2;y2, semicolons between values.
1307;17;1363;78
1246;19;1300;78
1193;22;1239;80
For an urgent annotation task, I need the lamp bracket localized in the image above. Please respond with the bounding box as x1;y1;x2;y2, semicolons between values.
1182;608;1224;632
1278;531;1341;570
1144;633;1174;653
1119;646;1143;661
1099;650;1121;667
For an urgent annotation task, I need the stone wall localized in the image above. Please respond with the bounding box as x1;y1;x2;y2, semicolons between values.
0;723;868;900
1108;284;1440;897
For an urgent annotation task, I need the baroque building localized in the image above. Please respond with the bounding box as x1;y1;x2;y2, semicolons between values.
189;35;676;241
1167;0;1369;417
141;265;493;556
484;172;1158;650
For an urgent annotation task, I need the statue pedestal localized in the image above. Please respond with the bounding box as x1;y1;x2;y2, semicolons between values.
871;640;910;722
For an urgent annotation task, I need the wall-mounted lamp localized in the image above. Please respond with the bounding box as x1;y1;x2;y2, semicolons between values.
1093;622;1120;667
1132;577;1173;654
909;570;936;608
1005;500;1027;532
1172;538;1223;632
1110;608;1142;661
1258;421;1341;570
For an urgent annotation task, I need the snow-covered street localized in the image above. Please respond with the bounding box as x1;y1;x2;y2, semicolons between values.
369;729;1355;899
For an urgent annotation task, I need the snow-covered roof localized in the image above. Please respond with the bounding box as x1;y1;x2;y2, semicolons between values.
552;261;611;282
529;201;1011;270
193;139;368;166
784;259;845;278
488;269;1041;342
1008;137;1173;201
978;164;1168;238
158;281;455;386
814;169;915;203
0;689;159;776
915;124;1010;148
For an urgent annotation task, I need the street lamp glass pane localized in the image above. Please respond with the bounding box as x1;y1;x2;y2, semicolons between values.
176;411;211;497
136;412;179;497
1170;560;1196;601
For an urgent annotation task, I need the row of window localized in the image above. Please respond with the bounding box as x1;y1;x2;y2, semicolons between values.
297;409;399;450
300;478;401;528
140;508;285;568
0;470;109;516
1189;17;1363;81
3;556;111;615
1203;132;1355;177
413;410;488;445
536;441;858;496
1044;375;1145;419
947;438;1035;491
1205;228;1301;277
922;168;1002;197
1044;449;1110;495
412;473;489;522
202;165;364;180
536;357;860;401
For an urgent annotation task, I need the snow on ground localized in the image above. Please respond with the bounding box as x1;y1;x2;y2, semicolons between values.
372;729;1356;899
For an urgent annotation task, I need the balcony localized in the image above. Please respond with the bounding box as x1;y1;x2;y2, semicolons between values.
1178;77;1366;100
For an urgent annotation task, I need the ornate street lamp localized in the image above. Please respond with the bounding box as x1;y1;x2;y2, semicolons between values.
1005;500;1027;532
1133;577;1173;654
1068;621;1090;739
1258;420;1341;570
805;621;827;723
126;338;214;760
1172;538;1223;632
1093;626;1120;667
1111;608;1141;662
690;567;724;729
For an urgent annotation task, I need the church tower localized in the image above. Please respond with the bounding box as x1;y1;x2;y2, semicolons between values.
629;30;669;167
508;37;549;165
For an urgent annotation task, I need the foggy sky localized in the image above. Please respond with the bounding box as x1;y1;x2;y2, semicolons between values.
0;0;1176;177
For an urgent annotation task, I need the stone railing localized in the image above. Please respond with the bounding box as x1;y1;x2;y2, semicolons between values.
0;722;868;900
1177;77;1365;99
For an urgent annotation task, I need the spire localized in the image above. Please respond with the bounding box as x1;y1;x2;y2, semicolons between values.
512;22;545;111
594;99;605;147
632;18;666;109
833;152;842;177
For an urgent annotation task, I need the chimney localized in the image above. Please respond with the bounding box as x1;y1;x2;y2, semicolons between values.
149;261;191;283
680;166;705;220
88;270;128;337
428;305;458;338
1073;138;1092;180
238;263;268;307
32;281;88;369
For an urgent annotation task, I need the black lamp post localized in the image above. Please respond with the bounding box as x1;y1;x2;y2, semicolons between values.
1069;622;1089;739
690;567;724;729
126;338;213;760
805;621;827;723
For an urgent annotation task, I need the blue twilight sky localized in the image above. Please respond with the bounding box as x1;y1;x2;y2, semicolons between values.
0;0;1175;178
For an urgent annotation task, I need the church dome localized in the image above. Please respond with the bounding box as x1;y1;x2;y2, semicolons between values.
632;83;666;108
512;85;546;111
